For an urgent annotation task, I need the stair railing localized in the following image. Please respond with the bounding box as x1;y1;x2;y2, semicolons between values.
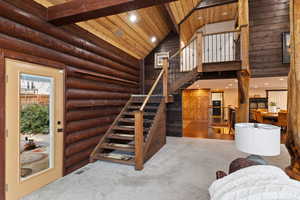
168;32;203;93
134;62;168;170
202;30;241;63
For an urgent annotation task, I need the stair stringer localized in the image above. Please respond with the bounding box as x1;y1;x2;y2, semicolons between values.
143;98;167;163
89;97;133;162
170;68;199;93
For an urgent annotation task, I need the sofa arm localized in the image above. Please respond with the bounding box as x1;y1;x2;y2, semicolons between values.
216;171;227;179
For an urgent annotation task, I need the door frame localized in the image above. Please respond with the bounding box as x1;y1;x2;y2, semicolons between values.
0;49;65;200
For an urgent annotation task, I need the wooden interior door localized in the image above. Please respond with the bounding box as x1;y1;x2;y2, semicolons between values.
5;58;64;200
183;89;210;137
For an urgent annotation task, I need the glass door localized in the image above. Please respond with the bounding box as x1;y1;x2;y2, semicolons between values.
5;59;64;200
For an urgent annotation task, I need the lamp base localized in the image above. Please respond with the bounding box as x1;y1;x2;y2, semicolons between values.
285;166;300;181
246;155;268;165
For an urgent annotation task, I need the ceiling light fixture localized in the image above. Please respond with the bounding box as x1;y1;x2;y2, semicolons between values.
151;36;157;43
279;78;284;81
228;83;233;87
129;13;138;23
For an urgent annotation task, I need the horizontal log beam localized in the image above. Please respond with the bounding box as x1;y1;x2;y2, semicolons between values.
47;0;177;26
66;125;109;145
65;147;94;168
66;89;131;100
66;99;127;110
66;108;122;122
65;159;89;174
66;116;116;133
66;77;137;93
66;67;138;88
65;136;101;156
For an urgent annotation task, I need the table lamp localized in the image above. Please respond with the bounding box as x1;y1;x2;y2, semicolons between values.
235;123;281;165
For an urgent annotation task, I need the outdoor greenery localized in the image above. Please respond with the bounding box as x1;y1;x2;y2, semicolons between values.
20;104;50;135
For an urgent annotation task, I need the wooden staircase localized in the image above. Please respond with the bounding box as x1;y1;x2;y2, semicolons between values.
91;68;168;170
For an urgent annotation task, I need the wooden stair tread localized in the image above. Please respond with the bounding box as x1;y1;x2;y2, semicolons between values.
123;112;156;116
108;133;134;140
94;153;135;165
101;143;135;152
118;118;153;123
113;125;150;132
127;106;158;110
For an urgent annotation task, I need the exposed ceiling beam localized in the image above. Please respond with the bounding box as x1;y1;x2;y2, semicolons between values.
178;0;238;26
162;4;179;33
47;0;178;26
196;0;238;10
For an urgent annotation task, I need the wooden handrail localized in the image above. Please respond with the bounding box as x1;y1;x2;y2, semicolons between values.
140;69;165;111
170;37;197;60
202;29;240;37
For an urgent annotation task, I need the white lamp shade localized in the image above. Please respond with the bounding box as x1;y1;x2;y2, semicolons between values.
235;123;281;156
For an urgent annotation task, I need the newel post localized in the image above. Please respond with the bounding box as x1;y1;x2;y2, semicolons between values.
162;58;169;103
196;32;203;72
134;110;144;170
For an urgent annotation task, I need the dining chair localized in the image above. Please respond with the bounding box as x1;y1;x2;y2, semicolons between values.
276;112;288;132
256;111;274;124
252;110;257;122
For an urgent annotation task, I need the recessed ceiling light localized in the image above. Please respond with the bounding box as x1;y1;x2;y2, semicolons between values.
279;78;284;81
228;83;233;87
151;36;157;43
129;13;138;23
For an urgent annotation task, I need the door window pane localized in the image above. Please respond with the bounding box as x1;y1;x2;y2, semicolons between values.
19;74;54;180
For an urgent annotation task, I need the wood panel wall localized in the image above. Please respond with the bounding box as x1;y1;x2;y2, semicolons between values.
144;31;182;137
0;0;140;186
249;0;290;77
144;31;180;91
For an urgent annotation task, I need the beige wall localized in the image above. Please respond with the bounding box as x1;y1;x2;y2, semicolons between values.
222;88;267;108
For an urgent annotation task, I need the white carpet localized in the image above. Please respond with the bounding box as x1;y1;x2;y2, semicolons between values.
22;137;290;200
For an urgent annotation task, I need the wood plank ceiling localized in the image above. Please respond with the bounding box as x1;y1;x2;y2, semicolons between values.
169;0;202;24
33;0;203;59
180;3;238;44
34;0;173;59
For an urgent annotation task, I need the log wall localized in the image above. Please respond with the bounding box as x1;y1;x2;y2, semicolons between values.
0;0;140;185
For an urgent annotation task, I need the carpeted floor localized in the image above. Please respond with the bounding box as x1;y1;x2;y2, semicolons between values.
22;137;290;200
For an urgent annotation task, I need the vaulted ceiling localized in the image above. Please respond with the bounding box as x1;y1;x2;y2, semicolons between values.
33;0;236;59
34;0;203;59
169;0;202;24
180;2;238;44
